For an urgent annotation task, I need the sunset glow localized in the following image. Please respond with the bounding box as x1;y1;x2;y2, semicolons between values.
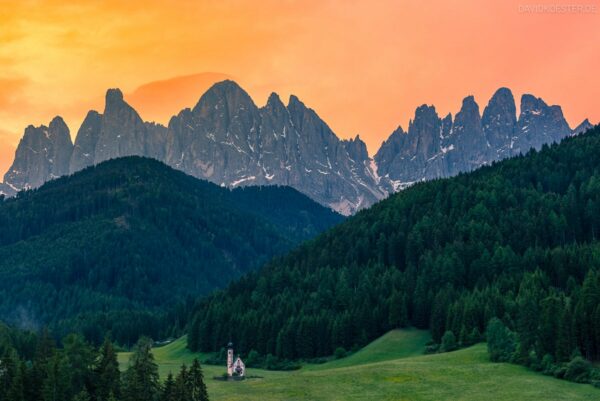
1;0;599;174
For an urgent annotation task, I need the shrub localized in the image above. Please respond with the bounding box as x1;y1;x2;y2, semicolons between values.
334;347;347;359
486;318;516;363
541;354;555;375
553;365;566;379
564;356;592;383
245;350;260;367
440;331;457;353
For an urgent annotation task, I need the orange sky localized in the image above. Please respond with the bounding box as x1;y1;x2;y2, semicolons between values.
1;0;599;174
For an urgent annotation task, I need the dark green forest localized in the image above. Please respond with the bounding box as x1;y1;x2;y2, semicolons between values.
0;323;208;401
0;157;342;346
188;126;600;384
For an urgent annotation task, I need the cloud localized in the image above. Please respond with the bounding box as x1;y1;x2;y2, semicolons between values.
126;72;233;123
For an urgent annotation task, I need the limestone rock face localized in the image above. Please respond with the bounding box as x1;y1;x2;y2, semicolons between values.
70;89;167;173
1;82;592;214
375;105;451;189
445;96;488;173
514;94;571;153
482;87;517;160
165;81;385;214
572;118;593;136
3;116;73;192
375;88;581;190
70;110;102;174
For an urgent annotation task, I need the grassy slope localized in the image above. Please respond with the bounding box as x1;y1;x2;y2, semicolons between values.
118;331;599;401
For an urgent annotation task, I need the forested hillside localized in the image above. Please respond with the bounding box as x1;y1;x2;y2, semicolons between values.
0;157;342;345
188;126;600;378
0;323;208;401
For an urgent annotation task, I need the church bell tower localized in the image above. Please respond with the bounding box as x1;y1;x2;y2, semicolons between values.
227;342;234;376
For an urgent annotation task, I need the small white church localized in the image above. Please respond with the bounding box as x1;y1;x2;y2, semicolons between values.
226;342;246;377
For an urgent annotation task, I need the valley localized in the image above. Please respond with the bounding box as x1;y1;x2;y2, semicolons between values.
1;3;599;401
118;330;599;401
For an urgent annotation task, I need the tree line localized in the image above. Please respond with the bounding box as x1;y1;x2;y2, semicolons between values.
0;323;209;401
187;126;600;385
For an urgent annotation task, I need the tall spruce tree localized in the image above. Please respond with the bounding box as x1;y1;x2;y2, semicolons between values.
162;372;177;401
189;359;209;401
42;353;71;401
123;337;160;401
95;338;121;401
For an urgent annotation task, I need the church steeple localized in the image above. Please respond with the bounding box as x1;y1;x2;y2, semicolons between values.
226;342;234;376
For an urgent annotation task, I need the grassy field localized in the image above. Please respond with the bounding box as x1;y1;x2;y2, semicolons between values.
118;330;600;401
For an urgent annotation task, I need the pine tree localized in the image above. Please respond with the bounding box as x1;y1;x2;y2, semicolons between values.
63;333;95;395
95;338;121;401
162;372;176;401
189;359;209;401
6;362;26;401
42;353;71;401
28;328;56;401
123;337;160;401
174;365;191;401
486;318;516;362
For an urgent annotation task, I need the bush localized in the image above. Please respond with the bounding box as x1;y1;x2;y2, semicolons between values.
440;331;457;353
245;350;260;367
486;318;516;363
334;347;347;359
553;365;566;379
541;354;555;375
527;350;541;371
564;356;592;383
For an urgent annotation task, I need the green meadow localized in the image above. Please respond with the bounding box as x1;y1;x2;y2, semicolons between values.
118;330;599;401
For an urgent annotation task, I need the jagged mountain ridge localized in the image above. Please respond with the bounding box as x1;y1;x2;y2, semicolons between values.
374;87;592;189
0;82;594;213
1;117;72;193
1;81;384;214
164;82;385;214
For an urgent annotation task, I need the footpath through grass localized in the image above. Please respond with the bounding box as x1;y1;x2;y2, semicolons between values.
118;330;600;401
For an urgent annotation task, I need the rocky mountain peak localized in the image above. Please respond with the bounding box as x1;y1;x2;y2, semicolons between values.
2;82;588;215
266;92;282;105
516;94;571;152
459;95;479;113
49;116;68;131
573;118;593;135
263;92;287;115
482;87;517;158
193;80;254;116
342;135;369;163
2;116;73;192
287;94;308;115
105;88;124;105
520;94;546;114
69;110;102;173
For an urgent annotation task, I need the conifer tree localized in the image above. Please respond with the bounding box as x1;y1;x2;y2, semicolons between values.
162;372;177;401
6;362;26;401
95;338;121;401
189;359;209;401
123;337;160;401
42;353;71;401
174;364;191;401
